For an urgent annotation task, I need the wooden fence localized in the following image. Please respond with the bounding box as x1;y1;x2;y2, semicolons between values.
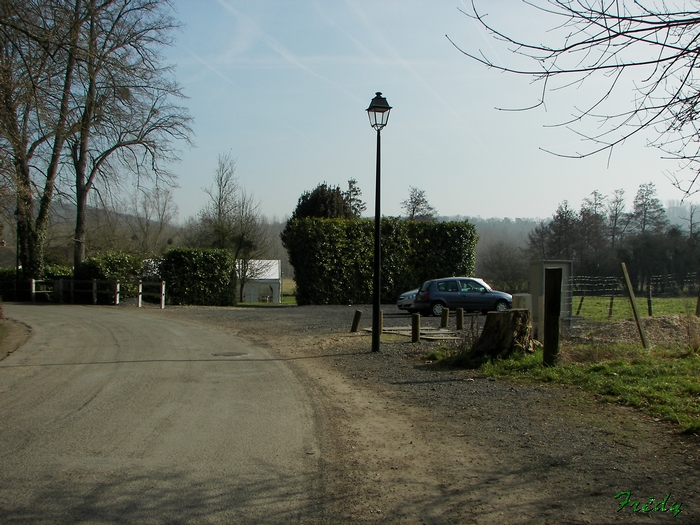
29;278;165;308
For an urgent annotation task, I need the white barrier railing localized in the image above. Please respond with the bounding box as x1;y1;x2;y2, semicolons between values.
29;278;165;308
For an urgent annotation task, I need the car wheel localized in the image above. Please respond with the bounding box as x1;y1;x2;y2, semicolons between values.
431;302;445;317
495;300;509;312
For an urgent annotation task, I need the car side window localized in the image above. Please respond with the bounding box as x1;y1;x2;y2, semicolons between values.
461;279;485;292
437;281;459;293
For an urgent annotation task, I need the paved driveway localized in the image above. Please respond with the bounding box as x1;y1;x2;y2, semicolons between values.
0;304;320;524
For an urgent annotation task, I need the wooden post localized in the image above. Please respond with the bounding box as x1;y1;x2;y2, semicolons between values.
30;278;36;302
620;262;650;349
114;280;120;305
350;309;362;332
92;279;97;305
412;313;421;342
456;308;464;330
646;278;653;317
440;307;449;329
137;280;143;308
57;279;63;304
160;281;166;309
576;295;585;316
608;294;614;318
543;268;562;367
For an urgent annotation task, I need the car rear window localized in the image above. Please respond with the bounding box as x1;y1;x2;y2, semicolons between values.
419;281;431;292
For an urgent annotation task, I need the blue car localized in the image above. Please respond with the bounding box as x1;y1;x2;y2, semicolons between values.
414;277;512;317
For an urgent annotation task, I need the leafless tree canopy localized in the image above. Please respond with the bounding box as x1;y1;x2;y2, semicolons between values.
453;0;700;198
182;152;272;302
401;186;437;222
0;0;192;277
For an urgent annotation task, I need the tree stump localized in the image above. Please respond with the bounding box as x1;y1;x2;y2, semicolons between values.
469;309;535;361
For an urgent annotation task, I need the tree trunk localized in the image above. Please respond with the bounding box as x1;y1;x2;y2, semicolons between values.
73;185;89;269
469;309;535;361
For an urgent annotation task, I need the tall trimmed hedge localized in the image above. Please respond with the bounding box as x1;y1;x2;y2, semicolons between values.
72;252;145;303
282;218;477;305
160;248;237;306
75;252;144;282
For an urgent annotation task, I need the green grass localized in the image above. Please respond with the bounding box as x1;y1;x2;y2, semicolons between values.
480;346;700;433
575;295;697;322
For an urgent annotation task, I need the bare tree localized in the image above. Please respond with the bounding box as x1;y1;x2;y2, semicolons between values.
68;0;192;268
198;151;240;249
630;182;668;234
232;191;271;302
681;203;699;240
455;1;700;198
401;186;437;222
478;239;529;292
0;0;191;276
578;190;608;270
607;189;628;252
123;185;178;254
186;152;271;302
0;1;84;277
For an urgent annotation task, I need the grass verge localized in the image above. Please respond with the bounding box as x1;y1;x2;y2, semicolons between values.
478;345;700;434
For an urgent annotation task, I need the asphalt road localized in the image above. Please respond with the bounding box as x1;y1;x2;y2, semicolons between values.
0;303;321;524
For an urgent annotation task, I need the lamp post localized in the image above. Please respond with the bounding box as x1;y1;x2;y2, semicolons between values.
366;92;392;352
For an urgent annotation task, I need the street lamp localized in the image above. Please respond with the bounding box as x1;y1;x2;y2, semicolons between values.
366;92;392;352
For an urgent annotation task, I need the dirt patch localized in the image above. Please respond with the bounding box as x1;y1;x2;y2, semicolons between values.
0;318;30;361
158;306;699;524
568;314;700;348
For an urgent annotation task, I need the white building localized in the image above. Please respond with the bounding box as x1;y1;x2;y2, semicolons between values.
239;260;282;303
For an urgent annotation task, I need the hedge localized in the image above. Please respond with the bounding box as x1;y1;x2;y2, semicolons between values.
281;218;477;305
159;248;237;306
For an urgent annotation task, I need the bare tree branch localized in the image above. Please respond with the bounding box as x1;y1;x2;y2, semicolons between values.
452;0;700;198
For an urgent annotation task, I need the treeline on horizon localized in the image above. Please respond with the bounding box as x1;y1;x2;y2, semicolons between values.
2;180;696;297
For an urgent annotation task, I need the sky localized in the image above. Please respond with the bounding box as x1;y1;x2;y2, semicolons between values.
164;0;694;224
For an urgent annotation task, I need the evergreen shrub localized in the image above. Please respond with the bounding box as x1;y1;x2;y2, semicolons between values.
282;218;477;305
160;248;237;306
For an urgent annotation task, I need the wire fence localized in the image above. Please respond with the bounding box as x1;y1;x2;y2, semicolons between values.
565;272;699;328
570;272;699;298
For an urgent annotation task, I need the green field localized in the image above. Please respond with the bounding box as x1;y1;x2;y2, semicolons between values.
574;294;698;322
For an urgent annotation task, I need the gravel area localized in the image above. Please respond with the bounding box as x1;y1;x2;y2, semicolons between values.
158;304;699;524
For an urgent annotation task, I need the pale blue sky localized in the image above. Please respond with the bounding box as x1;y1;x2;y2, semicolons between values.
165;0;688;223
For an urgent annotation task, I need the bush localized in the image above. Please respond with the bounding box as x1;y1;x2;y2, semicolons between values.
74;252;143;282
71;252;145;303
44;264;73;279
159;248;237;306
282;218;477;305
0;267;17;300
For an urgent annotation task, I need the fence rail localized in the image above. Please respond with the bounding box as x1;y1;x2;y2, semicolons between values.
27;278;165;308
